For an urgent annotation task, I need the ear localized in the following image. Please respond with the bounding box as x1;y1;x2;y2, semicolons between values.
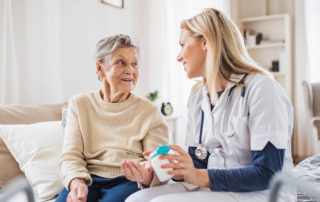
200;36;207;53
96;61;101;71
96;61;105;79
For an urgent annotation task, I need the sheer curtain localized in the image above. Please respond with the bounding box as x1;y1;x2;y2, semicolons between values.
304;0;320;83
144;0;230;146
292;0;320;161
0;0;62;105
0;0;20;104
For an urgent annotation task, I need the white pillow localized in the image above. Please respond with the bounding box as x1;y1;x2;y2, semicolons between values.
0;121;64;201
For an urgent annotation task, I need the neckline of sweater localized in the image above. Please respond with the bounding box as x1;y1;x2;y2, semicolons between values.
94;90;137;112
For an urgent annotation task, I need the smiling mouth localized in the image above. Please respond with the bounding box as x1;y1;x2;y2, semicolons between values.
121;79;133;82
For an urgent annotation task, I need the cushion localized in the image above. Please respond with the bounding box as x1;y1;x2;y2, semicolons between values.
0;104;66;125
0;121;64;201
0;103;66;188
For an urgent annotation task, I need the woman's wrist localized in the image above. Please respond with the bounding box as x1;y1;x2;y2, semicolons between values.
140;171;153;187
196;169;210;187
172;175;184;181
70;178;86;190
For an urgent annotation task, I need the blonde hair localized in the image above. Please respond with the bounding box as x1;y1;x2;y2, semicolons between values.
181;8;266;104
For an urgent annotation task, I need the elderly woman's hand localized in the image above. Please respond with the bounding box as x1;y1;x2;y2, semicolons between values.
159;145;210;187
67;178;88;202
121;159;153;186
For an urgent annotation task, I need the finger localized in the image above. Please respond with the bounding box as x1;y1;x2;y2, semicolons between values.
136;162;152;174
122;160;135;181
69;190;78;202
128;161;143;179
77;187;87;200
167;168;185;176
158;154;185;162
120;160;128;171
161;162;185;169
143;151;152;157
125;160;140;181
169;145;188;156
139;161;152;170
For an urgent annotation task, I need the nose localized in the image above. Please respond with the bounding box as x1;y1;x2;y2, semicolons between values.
125;64;134;74
176;52;183;62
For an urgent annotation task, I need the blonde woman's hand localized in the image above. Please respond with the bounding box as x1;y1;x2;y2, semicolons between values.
159;145;210;187
121;159;153;186
67;178;88;202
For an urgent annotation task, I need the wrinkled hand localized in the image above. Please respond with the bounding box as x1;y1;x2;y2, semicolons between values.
121;158;153;186
67;178;88;202
160;145;210;187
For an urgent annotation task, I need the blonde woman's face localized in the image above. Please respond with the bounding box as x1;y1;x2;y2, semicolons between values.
99;47;139;94
177;29;206;79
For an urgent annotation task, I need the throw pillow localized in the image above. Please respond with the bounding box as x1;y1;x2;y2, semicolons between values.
0;121;64;201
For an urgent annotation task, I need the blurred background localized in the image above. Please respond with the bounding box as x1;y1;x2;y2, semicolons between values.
1;0;319;163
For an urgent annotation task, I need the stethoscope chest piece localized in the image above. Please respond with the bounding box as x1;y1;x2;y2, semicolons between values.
195;145;208;160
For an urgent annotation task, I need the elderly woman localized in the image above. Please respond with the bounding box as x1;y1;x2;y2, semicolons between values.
56;34;168;202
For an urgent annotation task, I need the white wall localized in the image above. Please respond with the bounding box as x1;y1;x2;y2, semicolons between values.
59;0;151;101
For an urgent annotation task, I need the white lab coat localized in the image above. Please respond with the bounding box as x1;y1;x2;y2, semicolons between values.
186;73;294;172
184;73;295;201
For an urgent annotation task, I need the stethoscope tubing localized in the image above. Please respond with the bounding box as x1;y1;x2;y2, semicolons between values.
198;74;248;145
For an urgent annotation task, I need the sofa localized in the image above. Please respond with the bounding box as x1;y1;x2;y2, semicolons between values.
0;103;67;201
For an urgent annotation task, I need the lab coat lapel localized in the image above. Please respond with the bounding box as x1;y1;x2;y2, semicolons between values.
200;86;213;145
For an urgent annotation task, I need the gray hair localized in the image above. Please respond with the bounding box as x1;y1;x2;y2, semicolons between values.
94;34;140;63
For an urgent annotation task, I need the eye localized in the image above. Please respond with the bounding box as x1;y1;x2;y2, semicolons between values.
116;60;126;66
131;62;138;68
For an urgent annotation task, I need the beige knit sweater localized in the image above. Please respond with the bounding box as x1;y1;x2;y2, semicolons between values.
59;91;168;190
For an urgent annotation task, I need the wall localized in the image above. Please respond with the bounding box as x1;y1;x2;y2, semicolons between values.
59;0;151;101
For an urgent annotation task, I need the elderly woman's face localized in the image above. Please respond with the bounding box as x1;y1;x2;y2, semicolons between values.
100;47;139;93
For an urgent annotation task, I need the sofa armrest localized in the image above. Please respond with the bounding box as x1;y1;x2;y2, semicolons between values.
311;116;320;140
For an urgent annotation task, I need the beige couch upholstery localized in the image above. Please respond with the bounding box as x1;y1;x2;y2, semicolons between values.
0;103;66;188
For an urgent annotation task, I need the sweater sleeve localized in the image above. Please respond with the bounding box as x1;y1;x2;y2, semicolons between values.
207;142;284;192
138;109;169;188
58;98;92;190
143;108;169;152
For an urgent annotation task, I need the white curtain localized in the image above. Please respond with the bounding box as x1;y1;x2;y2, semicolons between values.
0;0;20;104
0;0;62;105
304;0;320;83
292;0;320;161
144;0;230;146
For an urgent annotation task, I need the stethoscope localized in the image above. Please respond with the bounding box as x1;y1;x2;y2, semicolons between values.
195;74;248;160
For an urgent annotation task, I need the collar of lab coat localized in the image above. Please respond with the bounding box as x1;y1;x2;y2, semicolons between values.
225;73;247;92
201;84;228;114
200;73;247;113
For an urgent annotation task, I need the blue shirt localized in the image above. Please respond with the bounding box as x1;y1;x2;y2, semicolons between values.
188;142;285;192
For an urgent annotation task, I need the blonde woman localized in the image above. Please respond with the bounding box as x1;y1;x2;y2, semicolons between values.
126;8;295;202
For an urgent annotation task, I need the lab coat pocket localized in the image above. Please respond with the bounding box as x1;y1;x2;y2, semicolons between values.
230;115;252;165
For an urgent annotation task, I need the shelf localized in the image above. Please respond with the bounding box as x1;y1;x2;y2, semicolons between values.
246;42;285;50
237;13;291;99
239;14;288;23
